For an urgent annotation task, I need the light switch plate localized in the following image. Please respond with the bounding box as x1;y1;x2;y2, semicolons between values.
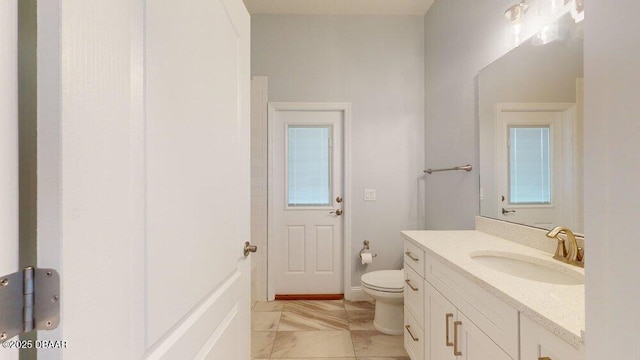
364;189;376;201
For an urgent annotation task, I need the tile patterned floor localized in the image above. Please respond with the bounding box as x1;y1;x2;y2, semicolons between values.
251;299;410;360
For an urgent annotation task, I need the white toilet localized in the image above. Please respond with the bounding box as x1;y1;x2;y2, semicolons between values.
360;269;404;335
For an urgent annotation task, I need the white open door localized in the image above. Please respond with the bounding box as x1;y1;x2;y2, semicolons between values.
36;0;252;359
0;1;18;359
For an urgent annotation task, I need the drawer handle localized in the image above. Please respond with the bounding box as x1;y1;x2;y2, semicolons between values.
405;325;419;341
405;251;419;262
445;313;453;346
539;358;552;360
453;320;462;356
404;279;419;291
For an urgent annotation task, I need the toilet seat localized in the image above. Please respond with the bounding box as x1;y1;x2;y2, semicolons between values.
361;270;404;293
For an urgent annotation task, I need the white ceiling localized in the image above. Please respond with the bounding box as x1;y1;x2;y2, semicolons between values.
243;0;435;16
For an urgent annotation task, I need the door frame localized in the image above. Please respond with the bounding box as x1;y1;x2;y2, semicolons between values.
494;102;577;229
267;102;352;301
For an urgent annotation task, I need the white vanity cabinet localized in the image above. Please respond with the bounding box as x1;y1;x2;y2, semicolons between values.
403;239;517;360
402;233;585;360
520;315;585;360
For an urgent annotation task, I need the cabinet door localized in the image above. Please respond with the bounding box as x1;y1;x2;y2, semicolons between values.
405;265;424;321
425;282;457;360
521;315;584;360
456;312;513;360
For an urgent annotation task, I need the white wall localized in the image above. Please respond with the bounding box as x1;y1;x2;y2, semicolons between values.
424;0;514;230
251;15;425;288
584;2;640;358
423;0;576;229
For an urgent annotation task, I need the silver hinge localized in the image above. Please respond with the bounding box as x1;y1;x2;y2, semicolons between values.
0;267;60;342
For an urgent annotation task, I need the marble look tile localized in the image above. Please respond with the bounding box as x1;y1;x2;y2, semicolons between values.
344;300;375;311
251;331;276;359
282;300;346;312
271;331;356;358
346;310;375;330
252;311;281;331
351;330;408;358
253;300;284;312
278;310;349;331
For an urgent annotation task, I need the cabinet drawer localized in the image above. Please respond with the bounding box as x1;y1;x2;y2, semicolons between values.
521;315;585;360
424;252;519;359
404;266;424;324
404;307;424;360
404;240;425;277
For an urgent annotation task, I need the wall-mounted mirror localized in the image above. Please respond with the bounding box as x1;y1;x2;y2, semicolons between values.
479;13;584;232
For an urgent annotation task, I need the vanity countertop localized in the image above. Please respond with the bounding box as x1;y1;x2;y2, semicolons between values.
402;230;585;347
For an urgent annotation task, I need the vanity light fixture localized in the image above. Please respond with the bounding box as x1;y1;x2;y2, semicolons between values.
569;0;584;23
505;1;529;46
504;1;529;24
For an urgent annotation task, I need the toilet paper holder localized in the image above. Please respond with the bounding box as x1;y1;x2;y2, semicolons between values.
359;240;378;259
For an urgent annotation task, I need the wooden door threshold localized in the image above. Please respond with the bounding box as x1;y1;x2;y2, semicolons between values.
275;294;344;301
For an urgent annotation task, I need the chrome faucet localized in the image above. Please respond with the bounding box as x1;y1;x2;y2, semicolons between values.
546;226;584;268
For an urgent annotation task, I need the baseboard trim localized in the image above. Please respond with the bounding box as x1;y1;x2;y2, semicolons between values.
275;294;344;300
272;288;372;301
349;286;373;301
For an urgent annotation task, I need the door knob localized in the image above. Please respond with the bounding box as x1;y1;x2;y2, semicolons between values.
330;209;343;216
243;241;257;257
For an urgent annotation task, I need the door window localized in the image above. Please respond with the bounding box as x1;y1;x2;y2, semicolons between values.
287;126;332;206
508;126;551;204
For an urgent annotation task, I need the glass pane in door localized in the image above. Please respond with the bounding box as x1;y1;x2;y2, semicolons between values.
287;126;332;206
509;126;551;204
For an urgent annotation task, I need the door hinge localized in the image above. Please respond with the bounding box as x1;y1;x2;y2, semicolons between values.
0;267;60;342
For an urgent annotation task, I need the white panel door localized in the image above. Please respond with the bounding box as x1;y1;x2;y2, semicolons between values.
0;1;18;359
35;0;251;358
496;108;566;229
145;0;251;356
270;103;348;295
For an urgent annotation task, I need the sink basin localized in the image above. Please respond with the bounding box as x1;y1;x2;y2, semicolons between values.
470;251;584;285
